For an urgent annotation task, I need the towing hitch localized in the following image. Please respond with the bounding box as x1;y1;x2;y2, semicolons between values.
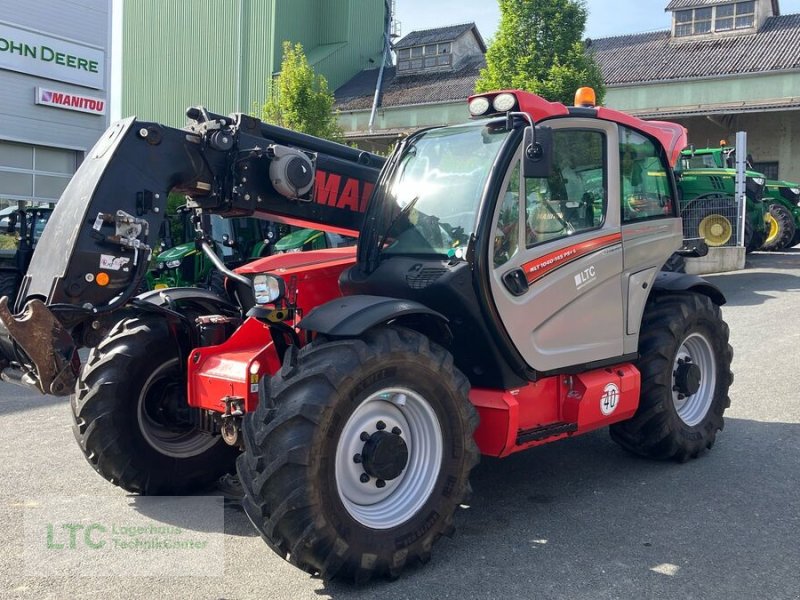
0;297;79;395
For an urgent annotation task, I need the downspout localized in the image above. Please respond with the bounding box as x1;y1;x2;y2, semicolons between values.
368;0;392;133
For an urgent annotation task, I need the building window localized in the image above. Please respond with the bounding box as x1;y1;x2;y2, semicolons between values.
0;140;77;205
752;161;779;180
675;2;755;37
715;1;755;30
396;42;453;72
675;7;712;36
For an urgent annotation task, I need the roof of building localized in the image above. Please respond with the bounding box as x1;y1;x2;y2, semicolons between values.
394;22;487;52
665;0;780;14
666;0;741;9
591;13;800;85
335;54;486;111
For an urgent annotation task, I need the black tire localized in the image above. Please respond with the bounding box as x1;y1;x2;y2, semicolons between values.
790;228;800;248
71;316;238;494
762;203;796;251
610;292;733;461
208;269;226;298
0;270;20;305
238;326;479;582
661;253;686;273
744;219;762;254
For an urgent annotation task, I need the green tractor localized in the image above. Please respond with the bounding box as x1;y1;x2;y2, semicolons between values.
272;227;356;253
680;144;800;251
147;212;276;292
0;204;53;304
676;147;769;253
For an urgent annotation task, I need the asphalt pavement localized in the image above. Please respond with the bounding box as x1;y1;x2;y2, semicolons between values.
1;250;798;600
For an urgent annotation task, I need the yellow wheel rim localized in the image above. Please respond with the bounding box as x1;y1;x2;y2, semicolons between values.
765;213;780;245
698;214;733;246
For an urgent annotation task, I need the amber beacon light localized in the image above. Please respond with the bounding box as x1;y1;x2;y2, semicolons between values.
574;87;596;107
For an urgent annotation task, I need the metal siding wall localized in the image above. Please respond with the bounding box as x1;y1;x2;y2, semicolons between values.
121;0;382;125
313;0;385;91
122;0;244;126
240;0;276;118
0;0;110;151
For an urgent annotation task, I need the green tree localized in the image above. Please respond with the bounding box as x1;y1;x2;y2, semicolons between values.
259;42;343;141
475;0;605;105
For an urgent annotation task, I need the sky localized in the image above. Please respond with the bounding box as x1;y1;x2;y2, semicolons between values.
395;0;800;41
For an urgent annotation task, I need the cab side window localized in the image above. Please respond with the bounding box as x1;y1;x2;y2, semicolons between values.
620;127;675;222
493;160;521;267
525;129;606;247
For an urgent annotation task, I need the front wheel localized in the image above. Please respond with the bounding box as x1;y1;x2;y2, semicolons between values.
610;293;733;461
71;316;238;494
238;326;479;582
762;203;796;251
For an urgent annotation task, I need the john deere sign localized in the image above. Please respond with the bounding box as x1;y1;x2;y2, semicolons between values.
0;21;105;89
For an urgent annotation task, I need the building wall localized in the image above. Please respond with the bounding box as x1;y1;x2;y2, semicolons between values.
122;0;384;127
605;71;800;118
0;0;111;205
339;100;468;136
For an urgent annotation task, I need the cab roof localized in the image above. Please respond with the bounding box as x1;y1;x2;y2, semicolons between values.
468;89;688;167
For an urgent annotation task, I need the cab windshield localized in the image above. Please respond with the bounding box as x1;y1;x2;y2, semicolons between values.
377;122;512;258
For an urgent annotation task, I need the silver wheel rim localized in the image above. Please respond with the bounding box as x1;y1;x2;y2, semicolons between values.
335;387;443;530
137;358;218;458
672;332;717;426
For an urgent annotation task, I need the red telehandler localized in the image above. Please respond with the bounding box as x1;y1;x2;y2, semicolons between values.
0;90;731;582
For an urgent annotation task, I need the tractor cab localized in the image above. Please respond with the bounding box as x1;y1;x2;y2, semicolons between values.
343;88;684;385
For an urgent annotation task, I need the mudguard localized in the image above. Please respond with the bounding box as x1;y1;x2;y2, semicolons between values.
652;271;726;305
298;294;448;337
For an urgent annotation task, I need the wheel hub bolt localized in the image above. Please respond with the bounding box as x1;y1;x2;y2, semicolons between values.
376;420;386;431
376;479;386;488
360;431;370;442
391;426;402;435
360;473;370;483
353;453;362;464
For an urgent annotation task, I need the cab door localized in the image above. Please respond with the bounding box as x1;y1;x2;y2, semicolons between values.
488;119;625;373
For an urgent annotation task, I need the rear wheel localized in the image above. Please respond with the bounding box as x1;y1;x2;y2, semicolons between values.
762;204;796;251
697;211;733;247
71;316;238;494
238;326;479;582
610;293;732;461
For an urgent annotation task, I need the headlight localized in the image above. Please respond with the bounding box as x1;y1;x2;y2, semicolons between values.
492;93;517;113
752;177;765;186
253;274;285;304
468;96;490;117
165;259;182;269
790;187;800;195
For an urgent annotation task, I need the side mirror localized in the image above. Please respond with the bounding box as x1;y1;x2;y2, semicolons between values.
523;126;554;179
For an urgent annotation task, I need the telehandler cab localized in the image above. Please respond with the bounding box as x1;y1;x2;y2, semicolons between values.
0;89;732;582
